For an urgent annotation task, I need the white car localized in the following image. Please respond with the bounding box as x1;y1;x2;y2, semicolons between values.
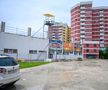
0;56;20;87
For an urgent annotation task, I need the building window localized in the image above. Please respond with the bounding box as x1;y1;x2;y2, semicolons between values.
86;49;89;52
94;49;97;52
86;44;89;47
4;49;17;53
94;44;97;47
85;38;91;41
81;25;84;27
39;50;46;53
29;50;37;54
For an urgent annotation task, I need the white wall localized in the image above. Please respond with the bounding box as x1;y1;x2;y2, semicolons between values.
53;54;83;60
0;32;49;60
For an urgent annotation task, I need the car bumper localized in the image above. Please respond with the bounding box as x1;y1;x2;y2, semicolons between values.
0;73;20;87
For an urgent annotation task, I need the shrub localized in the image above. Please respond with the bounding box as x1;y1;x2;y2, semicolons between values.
77;57;83;61
17;58;25;62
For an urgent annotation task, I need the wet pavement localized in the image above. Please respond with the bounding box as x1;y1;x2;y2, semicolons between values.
3;60;108;90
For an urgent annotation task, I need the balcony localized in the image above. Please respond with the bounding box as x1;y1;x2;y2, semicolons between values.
80;11;85;13
100;26;104;28
80;27;85;29
80;19;85;21
80;31;85;33
80;23;85;25
99;11;104;14
100;44;104;47
100;29;104;32
100;41;104;44
80;7;85;9
80;15;85;17
100;18;104;21
100;37;104;39
100;22;104;24
100;14;104;17
100;33;104;36
80;35;85;38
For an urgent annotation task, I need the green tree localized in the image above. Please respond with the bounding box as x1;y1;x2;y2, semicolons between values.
99;50;104;59
104;47;108;59
99;47;108;59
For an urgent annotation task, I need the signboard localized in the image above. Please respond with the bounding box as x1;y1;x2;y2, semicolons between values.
63;43;73;52
49;40;62;48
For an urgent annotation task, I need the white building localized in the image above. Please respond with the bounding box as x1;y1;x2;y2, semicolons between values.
0;22;49;61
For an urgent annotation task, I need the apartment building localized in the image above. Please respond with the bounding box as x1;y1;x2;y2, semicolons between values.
48;22;70;51
71;1;92;46
71;1;108;58
92;7;108;50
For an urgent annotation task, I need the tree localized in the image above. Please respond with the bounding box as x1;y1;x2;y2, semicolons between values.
104;47;108;59
99;47;108;59
99;50;104;59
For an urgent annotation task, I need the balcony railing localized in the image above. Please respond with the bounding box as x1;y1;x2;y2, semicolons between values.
100;37;104;39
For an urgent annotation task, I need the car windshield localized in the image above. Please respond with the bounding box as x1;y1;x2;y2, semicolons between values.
0;57;18;66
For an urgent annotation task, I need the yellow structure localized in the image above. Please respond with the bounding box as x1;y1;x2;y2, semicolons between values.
62;26;71;43
43;13;54;17
43;13;55;26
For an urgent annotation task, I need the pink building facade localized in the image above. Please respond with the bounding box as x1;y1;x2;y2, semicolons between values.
92;7;108;49
71;1;108;58
71;2;92;48
83;41;100;59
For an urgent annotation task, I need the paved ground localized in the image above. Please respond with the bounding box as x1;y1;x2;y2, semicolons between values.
4;60;108;90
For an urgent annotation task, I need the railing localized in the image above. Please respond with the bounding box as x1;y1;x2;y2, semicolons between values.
3;24;45;38
5;25;28;36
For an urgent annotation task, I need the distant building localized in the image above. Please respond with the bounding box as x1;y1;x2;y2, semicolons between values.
71;1;108;58
92;7;108;50
63;27;71;43
48;22;71;54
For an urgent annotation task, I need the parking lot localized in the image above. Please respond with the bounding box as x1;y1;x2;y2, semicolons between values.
4;60;108;90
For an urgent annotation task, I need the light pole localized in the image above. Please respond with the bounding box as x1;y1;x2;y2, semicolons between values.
71;37;74;55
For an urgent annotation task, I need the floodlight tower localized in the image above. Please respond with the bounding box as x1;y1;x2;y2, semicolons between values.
43;13;55;38
43;13;55;60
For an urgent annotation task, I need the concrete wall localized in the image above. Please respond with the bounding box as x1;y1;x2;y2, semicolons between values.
0;32;49;60
53;54;83;60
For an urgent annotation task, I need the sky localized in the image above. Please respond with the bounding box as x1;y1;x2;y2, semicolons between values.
0;0;108;36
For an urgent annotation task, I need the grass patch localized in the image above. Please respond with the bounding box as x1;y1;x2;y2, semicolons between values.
19;61;51;69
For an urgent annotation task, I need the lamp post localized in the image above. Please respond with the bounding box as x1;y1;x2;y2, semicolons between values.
71;37;74;54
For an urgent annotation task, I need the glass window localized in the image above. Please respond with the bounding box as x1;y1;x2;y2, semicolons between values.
94;49;96;52
29;50;37;54
94;44;97;47
0;57;18;66
86;49;89;52
4;49;17;54
39;51;46;53
86;44;89;47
